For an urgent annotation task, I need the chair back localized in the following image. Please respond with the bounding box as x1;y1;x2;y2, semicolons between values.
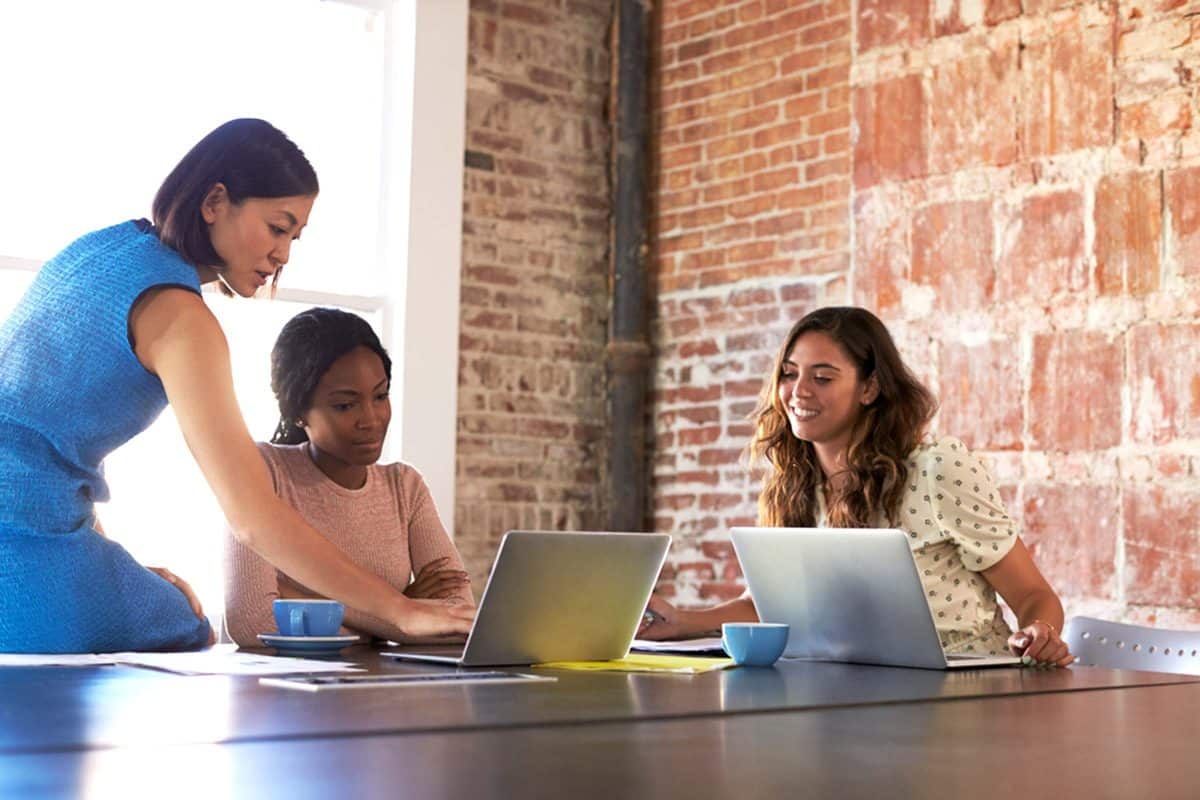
1064;616;1200;675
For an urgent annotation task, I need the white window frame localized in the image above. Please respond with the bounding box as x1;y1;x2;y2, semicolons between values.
0;0;468;531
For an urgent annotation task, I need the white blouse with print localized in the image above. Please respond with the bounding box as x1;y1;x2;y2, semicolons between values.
816;436;1017;655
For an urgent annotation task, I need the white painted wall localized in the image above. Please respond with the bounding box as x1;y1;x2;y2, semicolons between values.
380;0;468;534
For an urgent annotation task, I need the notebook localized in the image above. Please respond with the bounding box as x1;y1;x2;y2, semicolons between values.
387;530;670;667
730;527;1022;670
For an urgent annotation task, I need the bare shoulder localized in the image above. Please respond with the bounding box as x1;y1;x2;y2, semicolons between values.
130;287;225;372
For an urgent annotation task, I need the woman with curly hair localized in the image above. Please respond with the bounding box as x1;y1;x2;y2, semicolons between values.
640;306;1073;667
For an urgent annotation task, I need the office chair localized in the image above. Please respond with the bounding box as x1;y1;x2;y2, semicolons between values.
1064;615;1200;675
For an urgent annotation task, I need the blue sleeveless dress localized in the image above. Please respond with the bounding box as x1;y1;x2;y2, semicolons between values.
0;221;212;652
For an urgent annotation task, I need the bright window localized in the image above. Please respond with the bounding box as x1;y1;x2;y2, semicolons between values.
0;0;415;633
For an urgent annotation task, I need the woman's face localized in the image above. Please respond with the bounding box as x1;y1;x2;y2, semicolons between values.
203;187;315;297
777;331;878;451
301;346;392;468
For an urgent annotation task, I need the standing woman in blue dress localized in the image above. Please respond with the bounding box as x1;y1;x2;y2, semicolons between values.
0;118;475;653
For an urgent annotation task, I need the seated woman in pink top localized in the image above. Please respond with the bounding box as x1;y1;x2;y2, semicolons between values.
223;308;472;646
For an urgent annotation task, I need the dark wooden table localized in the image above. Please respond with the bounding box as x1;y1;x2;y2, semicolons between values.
2;646;1198;798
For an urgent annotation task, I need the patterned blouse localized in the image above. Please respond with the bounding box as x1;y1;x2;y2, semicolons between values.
816;436;1017;655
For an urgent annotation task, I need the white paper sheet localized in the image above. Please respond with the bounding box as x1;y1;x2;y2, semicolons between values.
0;644;360;675
630;637;727;654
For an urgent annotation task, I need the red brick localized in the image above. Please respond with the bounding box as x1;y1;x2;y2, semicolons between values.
857;0;929;53
700;177;748;203
1029;331;1122;451
729;62;777;90
929;44;1019;173
729;106;780;132
806;63;850;93
687;7;737;35
752;167;798;192
700;539;736;561
678;405;722;424
783;92;823;119
1094;171;1162;297
754;211;807;237
1165;165;1200;280
996;191;1086;301
680;250;726;272
985;0;1022;24
706;222;754;244
1023;484;1119;599
1022;17;1112;157
911;200;994;311
781;45;829;75
852;188;908;315
853;75;927;189
808;108;849;136
1124;485;1200;607
724;241;777;263
699;493;744;511
938;338;1023;451
1128;324;1200;444
699;448;746;466
679;425;723;446
698;581;747;601
1117;92;1192;143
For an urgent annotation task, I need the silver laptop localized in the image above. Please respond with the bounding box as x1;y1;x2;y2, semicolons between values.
730;527;1022;670
387;531;671;667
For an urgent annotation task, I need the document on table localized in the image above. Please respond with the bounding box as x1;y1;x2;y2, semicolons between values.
630;637;727;655
536;653;734;674
0;644;360;675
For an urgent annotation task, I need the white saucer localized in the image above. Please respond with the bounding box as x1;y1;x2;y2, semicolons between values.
258;633;359;655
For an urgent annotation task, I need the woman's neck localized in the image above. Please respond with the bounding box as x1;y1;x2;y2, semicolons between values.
813;440;849;493
194;264;219;284
306;442;369;490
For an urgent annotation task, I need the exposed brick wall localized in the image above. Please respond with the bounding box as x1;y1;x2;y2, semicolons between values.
650;0;854;602
455;0;612;587
650;0;1200;628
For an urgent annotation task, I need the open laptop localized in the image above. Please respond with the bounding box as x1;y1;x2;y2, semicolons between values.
387;531;670;667
730;527;1022;670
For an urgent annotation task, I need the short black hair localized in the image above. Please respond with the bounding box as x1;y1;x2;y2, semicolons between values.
270;308;392;445
152;118;318;268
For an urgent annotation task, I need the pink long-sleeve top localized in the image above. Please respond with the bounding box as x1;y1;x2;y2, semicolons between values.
222;442;470;647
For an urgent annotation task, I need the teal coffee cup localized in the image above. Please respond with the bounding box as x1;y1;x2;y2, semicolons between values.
722;622;790;667
273;599;344;637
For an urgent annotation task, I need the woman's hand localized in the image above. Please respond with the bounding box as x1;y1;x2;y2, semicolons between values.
392;598;476;640
149;566;216;645
404;557;471;601
149;567;205;619
1009;620;1074;668
636;594;697;640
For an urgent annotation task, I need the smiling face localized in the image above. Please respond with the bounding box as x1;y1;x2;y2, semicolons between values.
300;346;392;474
777;331;879;456
201;186;315;297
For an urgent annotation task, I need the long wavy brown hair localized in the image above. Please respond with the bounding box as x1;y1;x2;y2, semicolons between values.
745;307;937;528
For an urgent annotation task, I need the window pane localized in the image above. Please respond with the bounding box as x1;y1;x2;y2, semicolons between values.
0;270;35;321
98;297;383;631
0;0;386;294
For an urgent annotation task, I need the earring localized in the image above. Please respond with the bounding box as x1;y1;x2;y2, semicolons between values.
295;419;306;428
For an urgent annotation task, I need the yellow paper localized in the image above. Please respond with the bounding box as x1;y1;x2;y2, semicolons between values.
535;653;734;674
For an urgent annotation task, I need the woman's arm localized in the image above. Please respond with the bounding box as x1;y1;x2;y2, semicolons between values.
132;289;473;638
637;592;758;640
400;466;473;605
982;539;1073;666
222;521;281;647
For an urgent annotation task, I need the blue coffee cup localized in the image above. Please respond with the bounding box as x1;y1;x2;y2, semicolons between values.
722;622;790;667
273;599;344;637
